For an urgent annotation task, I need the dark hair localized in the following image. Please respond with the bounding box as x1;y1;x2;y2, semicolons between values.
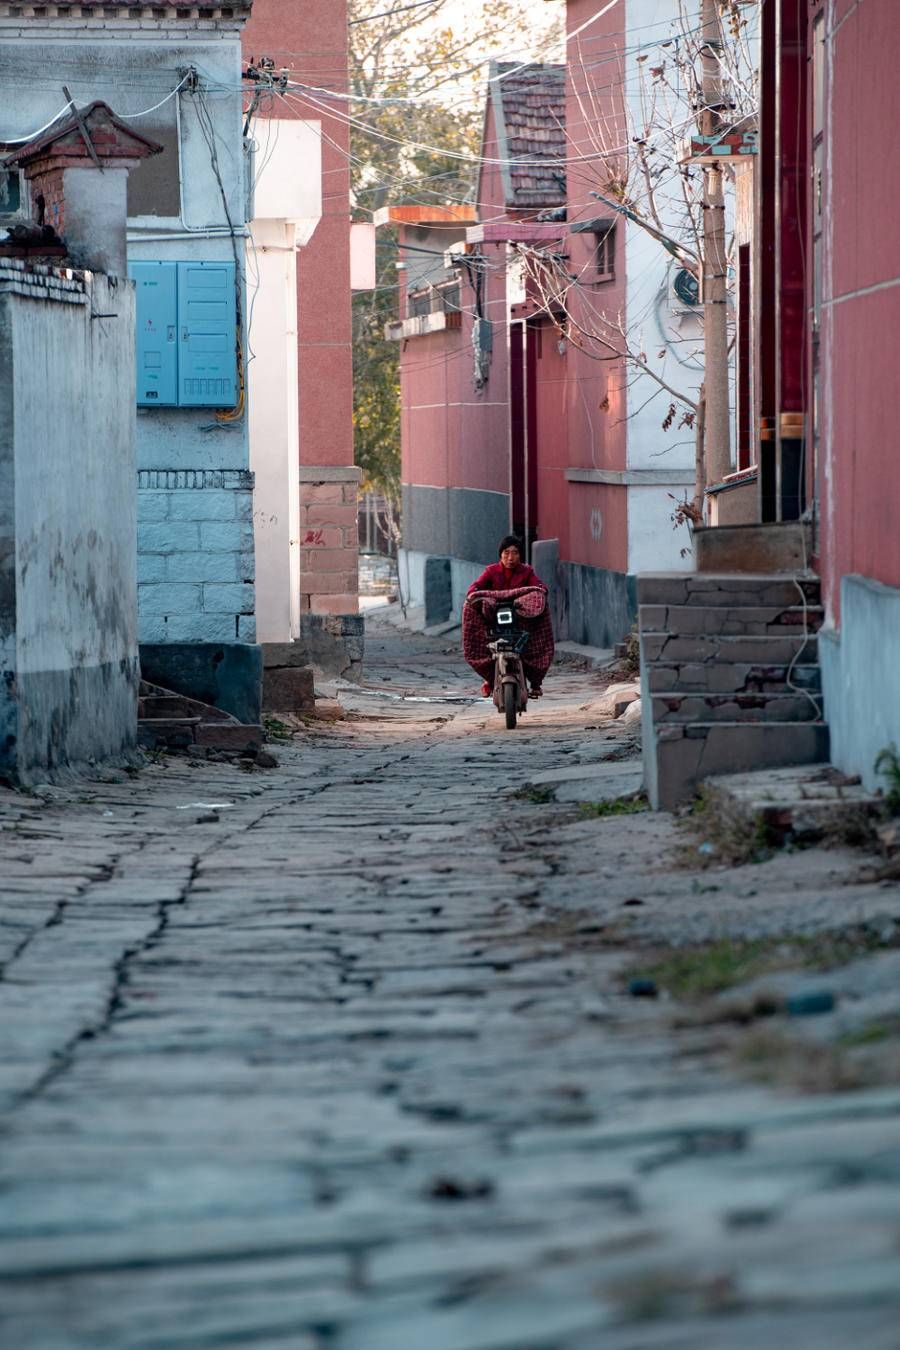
498;534;523;557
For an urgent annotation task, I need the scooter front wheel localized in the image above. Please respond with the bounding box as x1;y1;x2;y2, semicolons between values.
503;680;517;729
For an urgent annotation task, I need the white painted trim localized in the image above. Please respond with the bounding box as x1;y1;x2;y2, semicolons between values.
409;401;507;411
566;467;696;486
404;483;508;498
298;466;362;483
824;274;900;307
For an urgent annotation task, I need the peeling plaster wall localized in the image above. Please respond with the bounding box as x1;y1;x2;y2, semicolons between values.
0;269;138;781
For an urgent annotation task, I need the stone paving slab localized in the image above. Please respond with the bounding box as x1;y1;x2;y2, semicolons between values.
0;620;899;1348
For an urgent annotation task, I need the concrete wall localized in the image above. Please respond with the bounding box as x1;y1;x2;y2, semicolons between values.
0;266;138;782
0;26;258;651
399;549;486;626
557;561;636;651
136;469;254;643
820;576;900;792
401;483;510;566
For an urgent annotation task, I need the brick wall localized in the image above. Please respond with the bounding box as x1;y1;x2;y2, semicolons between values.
137;470;256;642
298;476;359;616
26;165;66;234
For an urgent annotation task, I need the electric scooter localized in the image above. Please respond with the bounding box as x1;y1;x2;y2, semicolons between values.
487;595;534;730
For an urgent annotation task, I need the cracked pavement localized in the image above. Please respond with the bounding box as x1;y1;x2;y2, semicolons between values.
2;620;900;1349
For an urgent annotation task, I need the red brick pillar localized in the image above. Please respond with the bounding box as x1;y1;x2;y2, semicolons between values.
297;468;361;615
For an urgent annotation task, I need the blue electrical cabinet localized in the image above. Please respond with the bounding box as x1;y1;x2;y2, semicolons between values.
130;259;237;409
130;260;178;406
177;261;237;407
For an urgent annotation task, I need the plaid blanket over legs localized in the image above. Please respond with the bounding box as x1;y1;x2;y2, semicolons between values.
463;587;555;685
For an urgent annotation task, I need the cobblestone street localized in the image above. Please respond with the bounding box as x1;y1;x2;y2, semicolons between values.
2;622;900;1349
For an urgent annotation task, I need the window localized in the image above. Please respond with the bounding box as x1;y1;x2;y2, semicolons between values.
569;215;616;283
0;168;22;221
594;223;615;282
406;278;461;320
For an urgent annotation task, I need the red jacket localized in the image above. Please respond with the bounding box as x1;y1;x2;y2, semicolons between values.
468;561;546;594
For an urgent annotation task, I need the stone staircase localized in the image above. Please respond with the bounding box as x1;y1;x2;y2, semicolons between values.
138;682;264;754
638;573;830;809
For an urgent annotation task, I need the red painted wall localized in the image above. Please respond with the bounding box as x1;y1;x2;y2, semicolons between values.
532;320;570;553
242;0;354;470
400;103;512;506
561;0;629;574
817;0;900;619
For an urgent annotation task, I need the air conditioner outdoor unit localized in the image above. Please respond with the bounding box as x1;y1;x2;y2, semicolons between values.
668;263;701;313
443;240;468;270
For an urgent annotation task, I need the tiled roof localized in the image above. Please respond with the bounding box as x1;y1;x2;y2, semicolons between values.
0;2;252;16
490;62;566;211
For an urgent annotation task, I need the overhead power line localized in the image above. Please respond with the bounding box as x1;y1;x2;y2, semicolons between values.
350;0;442;24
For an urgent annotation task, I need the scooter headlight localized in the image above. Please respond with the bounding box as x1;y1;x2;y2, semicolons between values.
496;607;514;626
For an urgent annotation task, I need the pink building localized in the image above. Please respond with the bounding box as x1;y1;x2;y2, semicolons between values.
803;0;900;784
242;0;363;677
383;64;567;623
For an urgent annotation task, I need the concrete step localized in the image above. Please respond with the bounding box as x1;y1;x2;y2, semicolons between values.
702;765;884;846
647;720;830;811
640;632;819;666
646;661;821;696
639;603;824;638
262;663;315;715
651;690;823;725
137;717;201;750
138;683;232;723
138;718;264;753
637;572;821;609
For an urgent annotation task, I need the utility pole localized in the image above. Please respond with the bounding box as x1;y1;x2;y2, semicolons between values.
700;0;731;488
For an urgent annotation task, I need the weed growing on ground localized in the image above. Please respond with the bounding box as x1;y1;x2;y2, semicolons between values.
734;1029;868;1093
735;1022;900;1093
621;626;641;677
578;794;648;819
838;1016;900;1049
875;744;900;815
627;939;780;999
625;923;900;1001
263;715;293;744
510;783;557;804
681;785;775;866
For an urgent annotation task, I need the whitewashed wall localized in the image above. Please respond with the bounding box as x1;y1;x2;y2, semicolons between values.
0;268;138;781
624;0;703;571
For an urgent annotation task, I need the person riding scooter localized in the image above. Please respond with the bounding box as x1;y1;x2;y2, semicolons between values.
465;536;553;699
